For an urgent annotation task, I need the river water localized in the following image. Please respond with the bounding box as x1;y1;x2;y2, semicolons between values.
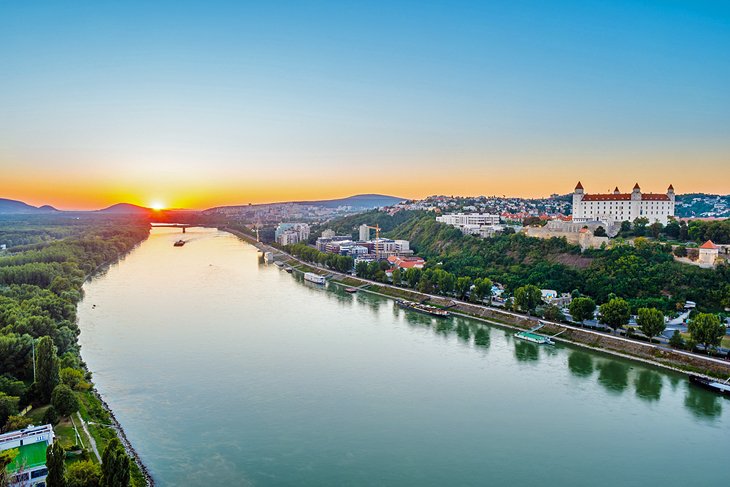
77;227;729;486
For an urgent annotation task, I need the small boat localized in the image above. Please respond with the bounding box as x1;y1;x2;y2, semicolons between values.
285;267;293;274
345;287;358;293
514;330;554;345
304;272;326;284
689;375;730;397
173;240;186;247
396;299;450;317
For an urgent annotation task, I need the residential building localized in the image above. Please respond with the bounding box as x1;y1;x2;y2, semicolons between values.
277;230;301;246
359;224;371;242
436;213;500;226
572;182;675;226
0;424;55;486
698;240;719;267
387;255;426;269
274;223;309;245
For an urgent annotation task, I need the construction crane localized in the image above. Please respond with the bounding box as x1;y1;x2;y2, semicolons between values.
364;225;382;260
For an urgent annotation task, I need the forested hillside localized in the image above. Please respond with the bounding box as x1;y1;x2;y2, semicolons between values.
389;215;730;312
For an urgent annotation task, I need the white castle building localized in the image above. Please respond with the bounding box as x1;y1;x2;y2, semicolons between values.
572;182;675;226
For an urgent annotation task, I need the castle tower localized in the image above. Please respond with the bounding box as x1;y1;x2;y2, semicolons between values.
573;181;584;221
613;187;620;195
667;184;675;201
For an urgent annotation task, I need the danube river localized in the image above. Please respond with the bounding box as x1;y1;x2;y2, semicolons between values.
78;227;729;486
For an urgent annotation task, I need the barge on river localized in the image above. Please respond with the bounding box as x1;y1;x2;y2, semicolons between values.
304;272;327;285
514;322;555;345
689;375;730;397
173;240;186;247
396;299;450;318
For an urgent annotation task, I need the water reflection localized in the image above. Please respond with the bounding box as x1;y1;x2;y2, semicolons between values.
634;370;663;402
568;351;594;378
474;328;490;349
684;386;723;420
435;320;454;336
455;322;471;342
597;361;629;393
514;340;539;362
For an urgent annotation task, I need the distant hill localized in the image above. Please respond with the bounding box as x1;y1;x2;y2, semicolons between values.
205;194;404;213
296;194;405;209
0;198;59;214
95;203;152;215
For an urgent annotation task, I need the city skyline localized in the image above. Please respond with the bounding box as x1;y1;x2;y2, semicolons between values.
2;1;729;209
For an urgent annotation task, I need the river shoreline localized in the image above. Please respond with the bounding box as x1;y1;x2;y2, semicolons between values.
81;241;154;486
221;226;730;380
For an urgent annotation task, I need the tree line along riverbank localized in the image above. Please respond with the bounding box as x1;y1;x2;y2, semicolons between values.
222;227;730;380
0;215;152;486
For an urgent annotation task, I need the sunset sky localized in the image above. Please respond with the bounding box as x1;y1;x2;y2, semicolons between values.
1;1;729;210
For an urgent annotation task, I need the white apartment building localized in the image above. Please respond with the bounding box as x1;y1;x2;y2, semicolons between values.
436;213;500;226
277;230;301;246
572;182;675;226
275;223;310;243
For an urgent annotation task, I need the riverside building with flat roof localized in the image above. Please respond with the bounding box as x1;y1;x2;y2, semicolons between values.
0;424;55;486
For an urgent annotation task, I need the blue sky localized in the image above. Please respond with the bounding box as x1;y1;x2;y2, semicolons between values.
1;0;728;208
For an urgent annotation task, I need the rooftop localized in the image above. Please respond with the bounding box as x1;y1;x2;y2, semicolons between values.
4;441;48;473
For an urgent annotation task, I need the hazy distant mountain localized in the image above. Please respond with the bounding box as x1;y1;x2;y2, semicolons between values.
95;203;152;214
0;198;59;214
204;194;404;213
296;194;405;209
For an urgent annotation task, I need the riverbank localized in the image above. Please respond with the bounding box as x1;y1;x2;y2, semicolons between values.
222;227;730;380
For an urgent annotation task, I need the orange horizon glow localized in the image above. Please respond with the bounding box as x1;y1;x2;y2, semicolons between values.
4;168;729;212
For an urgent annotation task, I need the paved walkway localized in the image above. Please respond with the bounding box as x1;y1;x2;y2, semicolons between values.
77;411;102;462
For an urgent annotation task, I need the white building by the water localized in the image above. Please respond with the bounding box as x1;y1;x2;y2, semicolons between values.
572;182;675;226
0;424;55;486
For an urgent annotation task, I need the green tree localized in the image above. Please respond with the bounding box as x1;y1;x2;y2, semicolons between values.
455;276;472;300
1;449;19;487
391;268;402;286
51;384;79;417
594;226;607;237
687;313;725;352
633;217;649;236
36;336;59;403
46;441;66;487
470;278;493;303
60;367;84;390
101;438;131;487
599;297;631;333
649;222;663;239
541;304;564;322
2;415;32;434
66;460;102;487
569;297;596;324
673;246;687;257
513;285;541;313
636;308;665;343
43;405;59;426
405;268;421;288
0;393;19;429
668;330;685;349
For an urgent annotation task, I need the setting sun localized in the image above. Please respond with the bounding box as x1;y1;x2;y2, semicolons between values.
149;201;165;211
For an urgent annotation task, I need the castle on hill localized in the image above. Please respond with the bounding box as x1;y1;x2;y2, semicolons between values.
572;182;675;226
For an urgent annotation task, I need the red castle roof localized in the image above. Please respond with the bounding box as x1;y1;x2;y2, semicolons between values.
700;240;718;250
